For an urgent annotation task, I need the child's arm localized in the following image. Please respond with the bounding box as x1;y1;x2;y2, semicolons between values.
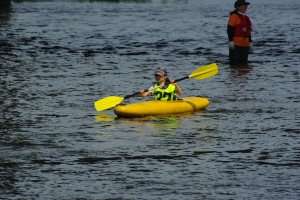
170;80;182;96
139;89;152;98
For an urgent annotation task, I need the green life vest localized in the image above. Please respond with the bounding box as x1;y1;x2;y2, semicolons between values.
153;83;177;101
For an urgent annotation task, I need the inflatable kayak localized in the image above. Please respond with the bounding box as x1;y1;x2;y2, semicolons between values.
114;96;209;118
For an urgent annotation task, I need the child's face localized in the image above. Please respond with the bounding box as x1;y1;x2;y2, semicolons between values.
155;74;166;84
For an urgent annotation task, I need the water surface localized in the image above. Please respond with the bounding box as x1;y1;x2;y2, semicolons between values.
1;0;299;199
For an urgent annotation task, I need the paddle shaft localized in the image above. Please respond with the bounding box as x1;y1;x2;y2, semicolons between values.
124;91;141;100
124;85;163;99
174;76;189;83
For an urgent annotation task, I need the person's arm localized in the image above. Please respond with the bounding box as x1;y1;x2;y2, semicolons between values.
227;13;237;41
227;25;235;50
139;89;152;98
170;80;182;96
227;25;235;41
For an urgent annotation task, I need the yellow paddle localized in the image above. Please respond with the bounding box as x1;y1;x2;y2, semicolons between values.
94;63;218;111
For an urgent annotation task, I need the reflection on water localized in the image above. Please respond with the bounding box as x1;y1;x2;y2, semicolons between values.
149;116;179;134
118;115;180;135
95;113;180;136
229;63;252;78
95;113;115;122
0;5;11;19
0;0;11;7
95;110;208;137
0;4;12;59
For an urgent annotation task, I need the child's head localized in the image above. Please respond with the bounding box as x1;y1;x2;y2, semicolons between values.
154;67;167;77
154;67;167;84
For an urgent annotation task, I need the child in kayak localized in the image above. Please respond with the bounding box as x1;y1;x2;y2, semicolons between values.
139;67;182;100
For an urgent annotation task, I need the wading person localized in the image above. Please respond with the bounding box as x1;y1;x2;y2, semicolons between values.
227;0;253;65
139;67;182;100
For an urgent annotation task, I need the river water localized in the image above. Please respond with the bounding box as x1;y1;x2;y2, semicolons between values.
1;0;299;199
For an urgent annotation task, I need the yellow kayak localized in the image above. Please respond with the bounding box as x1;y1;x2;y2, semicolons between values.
114;96;209;118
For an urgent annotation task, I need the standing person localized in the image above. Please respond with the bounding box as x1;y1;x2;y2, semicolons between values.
227;0;253;65
139;67;182;101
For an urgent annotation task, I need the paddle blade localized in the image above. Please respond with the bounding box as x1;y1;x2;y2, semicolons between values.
94;96;124;111
188;63;218;80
